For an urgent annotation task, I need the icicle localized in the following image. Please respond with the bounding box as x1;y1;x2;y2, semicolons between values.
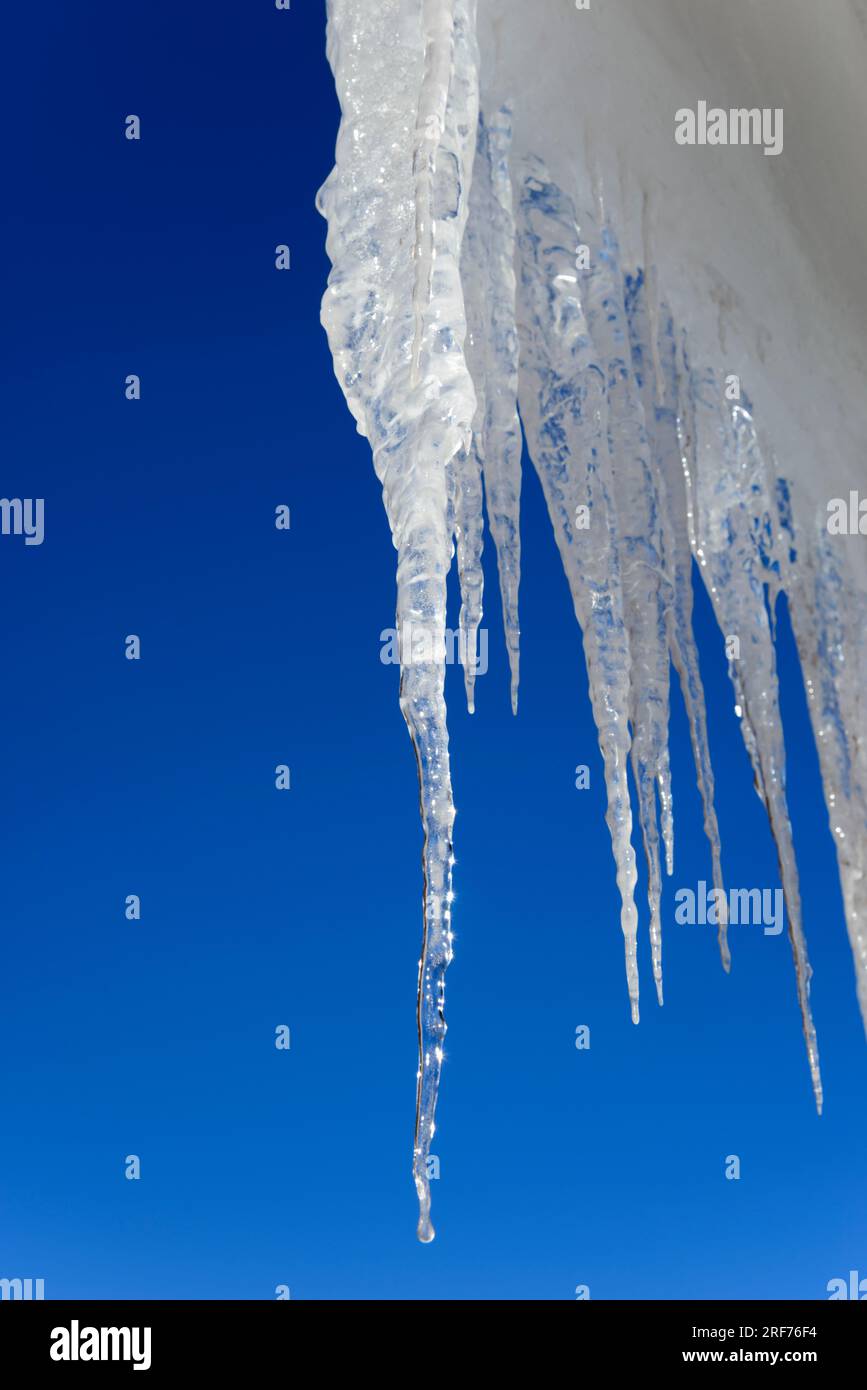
583;225;674;1008
318;0;480;1242
454;169;486;715
684;366;823;1110
461;107;523;713
626;282;730;972
516;162;641;1023
451;443;484;712
786;521;867;1033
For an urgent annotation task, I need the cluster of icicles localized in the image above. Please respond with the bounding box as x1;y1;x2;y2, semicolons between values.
317;0;867;1242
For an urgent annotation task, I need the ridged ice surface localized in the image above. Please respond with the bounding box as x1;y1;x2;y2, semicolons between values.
319;0;867;1239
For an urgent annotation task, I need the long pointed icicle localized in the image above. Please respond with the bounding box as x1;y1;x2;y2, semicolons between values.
685;366;823;1110
516;162;641;1023
584;223;675;1007
785;518;867;1032
461;107;523;714
455;155;487;714
318;0;480;1242
626;281;730;973
407;0;479;1245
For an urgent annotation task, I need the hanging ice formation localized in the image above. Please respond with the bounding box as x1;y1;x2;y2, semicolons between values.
317;0;867;1241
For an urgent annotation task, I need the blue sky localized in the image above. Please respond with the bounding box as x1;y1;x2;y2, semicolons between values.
1;0;865;1300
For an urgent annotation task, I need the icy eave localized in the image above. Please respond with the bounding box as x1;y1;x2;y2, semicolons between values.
479;0;867;581
320;0;867;1241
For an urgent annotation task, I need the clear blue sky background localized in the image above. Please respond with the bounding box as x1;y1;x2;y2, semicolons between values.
2;0;865;1300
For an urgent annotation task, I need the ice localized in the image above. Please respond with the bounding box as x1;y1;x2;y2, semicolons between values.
786;525;867;1035
461;107;523;715
630;299;730;973
583;221;675;1010
319;0;867;1239
318;0;479;1244
684;370;823;1108
515;165;641;1023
